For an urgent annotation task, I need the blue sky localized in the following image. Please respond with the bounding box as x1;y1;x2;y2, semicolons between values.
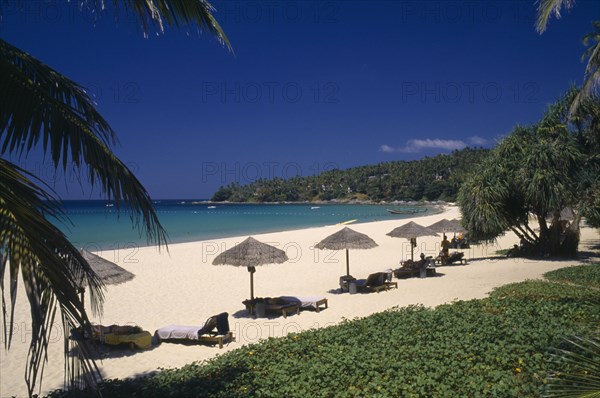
1;0;598;199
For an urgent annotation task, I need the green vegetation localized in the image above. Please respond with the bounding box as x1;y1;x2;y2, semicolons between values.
458;90;600;257
48;264;600;397
545;265;600;289
211;148;489;203
544;335;600;398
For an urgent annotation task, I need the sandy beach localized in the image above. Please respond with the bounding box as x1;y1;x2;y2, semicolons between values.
1;205;598;397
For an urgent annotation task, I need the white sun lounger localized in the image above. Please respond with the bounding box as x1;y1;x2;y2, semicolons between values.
280;296;328;312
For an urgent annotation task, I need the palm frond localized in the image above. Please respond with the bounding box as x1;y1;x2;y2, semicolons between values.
544;335;600;397
535;0;575;33
98;0;232;50
571;24;600;115
0;38;168;248
0;158;103;395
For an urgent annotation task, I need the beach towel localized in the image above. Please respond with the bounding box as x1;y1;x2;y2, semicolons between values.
154;325;203;341
104;331;152;349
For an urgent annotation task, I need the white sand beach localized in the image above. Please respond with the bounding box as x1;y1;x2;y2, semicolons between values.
1;205;598;397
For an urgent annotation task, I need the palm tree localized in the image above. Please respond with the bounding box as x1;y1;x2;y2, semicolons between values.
458;90;592;256
536;1;600;115
577;21;600;115
0;1;230;395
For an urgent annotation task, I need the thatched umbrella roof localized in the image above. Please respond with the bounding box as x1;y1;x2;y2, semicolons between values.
213;237;288;267
315;227;378;251
387;221;438;239
449;219;467;233
212;237;288;307
80;249;135;286
428;219;466;234
386;221;438;261
315;227;378;276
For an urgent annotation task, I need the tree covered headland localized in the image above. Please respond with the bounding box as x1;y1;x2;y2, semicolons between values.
211;148;489;203
458;89;600;257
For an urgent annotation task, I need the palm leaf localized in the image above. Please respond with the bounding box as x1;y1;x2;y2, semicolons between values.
0;159;103;395
83;0;232;50
535;0;575;33
0;38;168;248
544;335;600;397
570;23;600;115
129;0;232;49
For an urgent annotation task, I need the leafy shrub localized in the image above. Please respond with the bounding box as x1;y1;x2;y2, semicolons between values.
544;264;600;289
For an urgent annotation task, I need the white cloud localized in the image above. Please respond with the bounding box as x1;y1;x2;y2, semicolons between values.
381;134;499;153
381;139;467;153
468;136;490;146
379;144;396;153
405;139;466;152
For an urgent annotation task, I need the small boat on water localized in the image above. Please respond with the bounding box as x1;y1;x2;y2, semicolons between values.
310;206;321;210
387;208;427;215
207;206;216;209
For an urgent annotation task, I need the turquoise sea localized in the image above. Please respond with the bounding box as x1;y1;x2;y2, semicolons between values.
58;200;437;251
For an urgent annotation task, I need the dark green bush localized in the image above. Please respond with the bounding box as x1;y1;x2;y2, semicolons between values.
544;264;600;289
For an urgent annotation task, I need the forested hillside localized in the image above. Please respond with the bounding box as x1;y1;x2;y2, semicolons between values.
211;148;489;202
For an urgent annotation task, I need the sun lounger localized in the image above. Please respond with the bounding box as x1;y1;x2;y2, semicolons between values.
71;324;152;349
435;252;466;265
279;296;328;312
355;272;398;293
104;331;152;349
243;298;300;318
154;312;235;349
394;260;436;278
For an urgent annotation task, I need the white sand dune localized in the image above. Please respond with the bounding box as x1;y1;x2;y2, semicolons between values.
1;205;598;397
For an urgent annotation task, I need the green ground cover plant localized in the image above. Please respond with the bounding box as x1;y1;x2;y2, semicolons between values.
544;264;600;290
48;265;600;398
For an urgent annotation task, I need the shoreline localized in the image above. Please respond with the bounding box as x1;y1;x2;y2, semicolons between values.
61;201;444;252
2;205;598;396
191;200;446;206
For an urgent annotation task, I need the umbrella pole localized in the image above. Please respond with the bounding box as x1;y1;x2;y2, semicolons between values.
411;239;415;262
346;248;350;276
250;271;254;314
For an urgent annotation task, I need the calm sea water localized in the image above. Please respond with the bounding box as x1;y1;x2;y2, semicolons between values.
57;200;437;250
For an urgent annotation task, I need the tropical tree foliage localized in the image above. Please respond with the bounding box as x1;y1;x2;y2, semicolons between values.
458;89;600;256
536;1;600;114
0;1;229;395
211;148;489;203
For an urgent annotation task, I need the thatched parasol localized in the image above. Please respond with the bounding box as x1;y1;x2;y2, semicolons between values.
386;221;438;261
78;249;135;304
428;218;466;234
80;249;135;286
315;227;378;276
212;237;288;305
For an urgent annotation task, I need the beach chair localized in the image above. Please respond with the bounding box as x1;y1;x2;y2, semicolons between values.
71;324;153;350
446;252;466;265
243;298;300;318
154;312;235;349
356;272;397;293
104;330;153;350
394;259;436;278
279;296;329;312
